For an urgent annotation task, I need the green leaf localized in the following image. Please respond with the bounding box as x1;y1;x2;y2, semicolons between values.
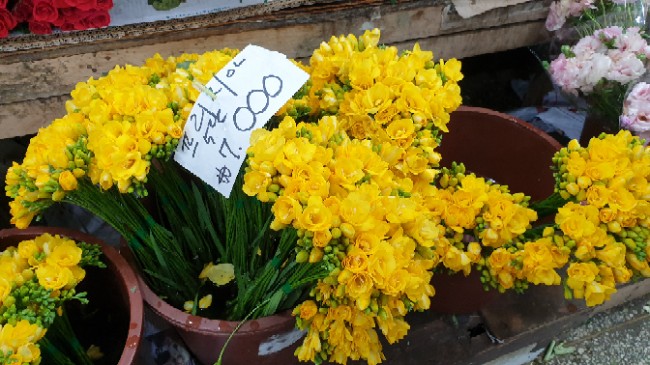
260;289;284;317
151;0;183;11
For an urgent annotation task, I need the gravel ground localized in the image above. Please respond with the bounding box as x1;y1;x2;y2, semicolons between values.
526;292;650;365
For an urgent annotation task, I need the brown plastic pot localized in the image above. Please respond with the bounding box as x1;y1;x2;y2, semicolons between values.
439;106;562;201
430;106;563;314
133;270;303;365
579;110;619;146
428;270;496;315
0;227;144;365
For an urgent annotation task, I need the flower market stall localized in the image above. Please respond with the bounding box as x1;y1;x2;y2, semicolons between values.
0;0;550;139
3;1;650;365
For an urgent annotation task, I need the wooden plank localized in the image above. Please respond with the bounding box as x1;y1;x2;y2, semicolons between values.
1;2;445;105
0;0;414;59
0;18;549;140
0;96;67;139
398;20;549;60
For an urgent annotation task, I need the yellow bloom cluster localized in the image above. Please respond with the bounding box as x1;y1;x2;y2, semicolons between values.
425;166;572;295
550;131;650;304
430;165;539;277
5;49;238;228
9;23;650;365
5;115;88;229
245;29;462;365
0;320;46;364
247;115;437;364
277;28;462;179
0;233;99;364
486;234;569;292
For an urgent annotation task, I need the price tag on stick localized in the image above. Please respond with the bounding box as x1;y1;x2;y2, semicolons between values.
174;45;309;197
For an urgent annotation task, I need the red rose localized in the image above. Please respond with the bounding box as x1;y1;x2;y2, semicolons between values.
33;0;58;23
0;8;18;30
0;8;17;37
56;6;81;28
55;0;97;11
79;9;108;29
58;20;75;31
0;0;8;9
28;20;52;34
76;0;98;11
52;0;72;8
11;0;34;23
95;0;112;11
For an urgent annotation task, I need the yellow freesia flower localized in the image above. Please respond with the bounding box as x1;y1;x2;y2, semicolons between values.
199;263;235;286
297;196;333;232
46;239;82;267
36;263;74;291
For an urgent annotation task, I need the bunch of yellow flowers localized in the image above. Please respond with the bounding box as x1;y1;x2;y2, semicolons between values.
4;49;244;305
549;130;650;305
0;233;104;364
429;164;538;275
244;29;463;365
5;49;238;229
475;131;650;307
245;115;438;364
8;24;650;365
277;28;463;180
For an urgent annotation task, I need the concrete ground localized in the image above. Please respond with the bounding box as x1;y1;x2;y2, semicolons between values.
525;292;650;365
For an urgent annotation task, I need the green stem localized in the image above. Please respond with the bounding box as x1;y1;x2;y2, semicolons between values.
41;308;94;365
63;180;198;306
215;298;271;365
530;192;568;219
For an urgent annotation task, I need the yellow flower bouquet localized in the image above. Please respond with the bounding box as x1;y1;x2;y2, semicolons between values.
4;46;328;326
5;26;650;365
0;232;105;364
242;30;650;363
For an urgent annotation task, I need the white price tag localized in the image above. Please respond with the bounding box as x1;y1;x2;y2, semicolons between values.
174;45;309;197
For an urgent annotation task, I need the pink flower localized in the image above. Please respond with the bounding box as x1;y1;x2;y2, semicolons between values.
615;27;650;56
580;53;612;92
549;54;583;94
573;34;606;55
545;0;598;31
546;2;568;31
548;25;650;96
567;0;595;17
597;25;624;42
621;81;650;138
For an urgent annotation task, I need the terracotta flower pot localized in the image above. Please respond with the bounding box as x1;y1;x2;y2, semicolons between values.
429;106;563;314
134;271;304;365
0;227;144;365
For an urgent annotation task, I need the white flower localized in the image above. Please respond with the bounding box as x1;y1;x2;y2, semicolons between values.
580;53;612;92
607;52;646;83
